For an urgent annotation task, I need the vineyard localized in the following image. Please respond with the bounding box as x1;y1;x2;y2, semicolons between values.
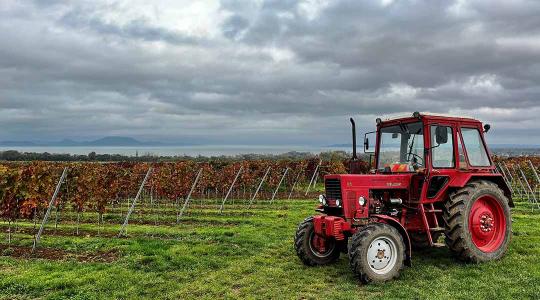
0;159;368;248
0;157;539;299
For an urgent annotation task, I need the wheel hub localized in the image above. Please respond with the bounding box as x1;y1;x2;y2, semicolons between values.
469;195;506;253
479;213;494;232
367;237;397;274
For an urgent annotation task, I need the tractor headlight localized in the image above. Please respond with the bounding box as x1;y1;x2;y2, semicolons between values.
336;199;341;207
319;194;326;205
358;196;366;206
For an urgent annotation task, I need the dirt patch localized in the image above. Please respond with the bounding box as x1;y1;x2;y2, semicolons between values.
0;244;118;263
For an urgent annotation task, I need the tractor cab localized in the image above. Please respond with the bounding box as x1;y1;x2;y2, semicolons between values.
295;112;513;284
365;112;494;175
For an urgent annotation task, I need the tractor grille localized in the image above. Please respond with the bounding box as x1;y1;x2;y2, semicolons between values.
325;179;342;200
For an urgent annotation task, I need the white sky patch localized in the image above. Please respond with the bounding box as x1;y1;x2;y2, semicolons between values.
95;0;226;39
265;47;296;62
386;83;419;99
497;36;540;52
380;0;394;7
463;74;503;94
298;0;331;21
447;0;476;18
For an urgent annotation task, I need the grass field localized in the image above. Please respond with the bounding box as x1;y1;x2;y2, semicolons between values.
0;198;539;300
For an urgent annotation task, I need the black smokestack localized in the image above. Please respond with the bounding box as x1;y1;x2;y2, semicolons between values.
350;118;357;160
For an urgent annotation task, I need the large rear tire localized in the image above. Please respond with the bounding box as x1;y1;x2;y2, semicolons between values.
294;217;340;266
348;223;405;283
443;180;511;263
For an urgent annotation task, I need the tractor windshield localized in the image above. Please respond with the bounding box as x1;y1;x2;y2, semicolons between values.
378;122;424;172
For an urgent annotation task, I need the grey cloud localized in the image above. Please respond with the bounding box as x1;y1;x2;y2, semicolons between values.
0;0;540;145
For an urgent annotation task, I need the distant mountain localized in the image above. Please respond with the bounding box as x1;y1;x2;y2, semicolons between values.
80;136;156;146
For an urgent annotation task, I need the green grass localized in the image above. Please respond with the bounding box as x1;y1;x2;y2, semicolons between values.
0;199;539;300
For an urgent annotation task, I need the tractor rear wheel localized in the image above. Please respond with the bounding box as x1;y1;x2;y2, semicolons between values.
348;223;405;283
294;217;340;266
443;180;511;263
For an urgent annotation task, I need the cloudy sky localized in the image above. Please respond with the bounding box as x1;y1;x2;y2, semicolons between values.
1;0;540;146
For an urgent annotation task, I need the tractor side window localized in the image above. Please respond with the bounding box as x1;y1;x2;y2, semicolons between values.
461;128;490;167
430;125;455;168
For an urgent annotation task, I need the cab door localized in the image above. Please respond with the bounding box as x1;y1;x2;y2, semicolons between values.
423;121;458;202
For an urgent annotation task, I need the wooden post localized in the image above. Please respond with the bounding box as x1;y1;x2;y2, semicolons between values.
219;166;243;213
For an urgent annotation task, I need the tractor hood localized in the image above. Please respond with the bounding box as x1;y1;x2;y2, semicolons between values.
325;173;414;189
323;173;417;220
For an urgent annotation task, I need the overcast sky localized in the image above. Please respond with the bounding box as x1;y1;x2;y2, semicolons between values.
1;0;540;145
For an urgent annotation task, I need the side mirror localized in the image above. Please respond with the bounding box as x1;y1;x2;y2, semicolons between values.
435;126;448;145
364;131;375;153
484;124;491;133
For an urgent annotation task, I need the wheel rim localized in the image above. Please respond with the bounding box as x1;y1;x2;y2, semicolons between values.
366;236;397;275
468;195;507;253
308;232;335;258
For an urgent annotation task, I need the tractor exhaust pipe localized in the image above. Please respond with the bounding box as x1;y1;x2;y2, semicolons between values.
350;118;357;160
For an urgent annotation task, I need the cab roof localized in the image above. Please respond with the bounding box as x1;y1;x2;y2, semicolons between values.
379;112;482;125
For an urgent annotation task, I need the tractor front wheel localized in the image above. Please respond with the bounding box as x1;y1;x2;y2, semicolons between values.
444;180;512;263
294;217;340;266
348;223;405;283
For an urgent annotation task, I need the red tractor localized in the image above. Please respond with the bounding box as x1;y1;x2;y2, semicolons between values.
295;112;512;283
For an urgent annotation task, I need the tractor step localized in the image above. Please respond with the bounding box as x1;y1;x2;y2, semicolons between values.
429;227;445;232
426;209;442;213
433;243;446;247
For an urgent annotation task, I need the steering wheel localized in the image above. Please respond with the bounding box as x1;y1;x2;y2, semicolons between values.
408;153;424;167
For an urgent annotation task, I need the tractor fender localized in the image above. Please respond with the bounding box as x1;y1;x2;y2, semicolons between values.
372;214;412;267
449;174;514;207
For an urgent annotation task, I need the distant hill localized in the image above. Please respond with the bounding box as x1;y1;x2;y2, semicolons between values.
80;137;155;146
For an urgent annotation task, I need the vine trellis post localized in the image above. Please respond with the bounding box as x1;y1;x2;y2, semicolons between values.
248;167;271;209
271;168;289;204
32;167;68;253
305;160;322;196
288;171;302;200
177;168;203;223
118;168;153;237
219;166;243;213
